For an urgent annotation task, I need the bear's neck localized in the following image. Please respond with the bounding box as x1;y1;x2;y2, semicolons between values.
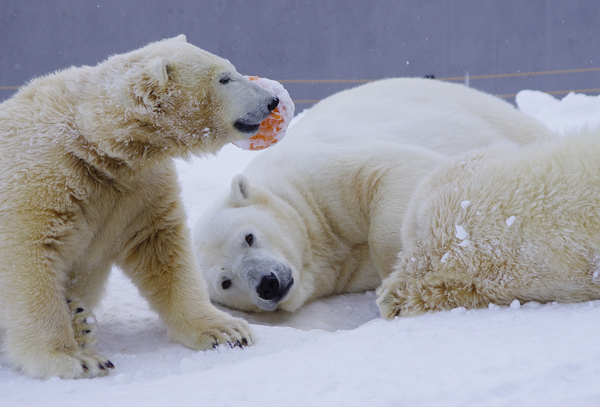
66;67;177;174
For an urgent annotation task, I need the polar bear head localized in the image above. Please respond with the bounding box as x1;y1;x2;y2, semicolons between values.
87;35;279;160
194;174;308;312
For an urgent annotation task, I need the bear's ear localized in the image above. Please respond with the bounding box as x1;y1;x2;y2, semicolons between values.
133;57;174;107
231;174;252;202
149;57;173;89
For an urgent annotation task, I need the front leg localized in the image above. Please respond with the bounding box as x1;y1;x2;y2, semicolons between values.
120;198;253;350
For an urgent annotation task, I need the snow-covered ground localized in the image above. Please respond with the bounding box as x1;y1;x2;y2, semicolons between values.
2;89;600;407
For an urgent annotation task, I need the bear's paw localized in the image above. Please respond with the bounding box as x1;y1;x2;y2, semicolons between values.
169;310;254;351
67;298;98;350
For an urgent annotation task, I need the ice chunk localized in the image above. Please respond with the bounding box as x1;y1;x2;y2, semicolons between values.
455;225;469;240
506;216;516;227
451;307;467;315
461;200;471;209
510;299;521;309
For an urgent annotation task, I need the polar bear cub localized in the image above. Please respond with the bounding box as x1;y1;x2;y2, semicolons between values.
0;35;279;379
378;128;600;318
194;78;556;313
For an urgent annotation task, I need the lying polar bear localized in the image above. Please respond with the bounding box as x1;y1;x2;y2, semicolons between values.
377;127;600;318
193;78;556;313
0;35;278;379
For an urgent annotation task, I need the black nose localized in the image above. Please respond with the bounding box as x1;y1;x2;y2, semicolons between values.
257;273;280;300
267;96;279;113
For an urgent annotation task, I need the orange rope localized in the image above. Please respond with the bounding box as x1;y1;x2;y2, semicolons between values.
276;67;600;84
3;67;599;103
441;67;600;82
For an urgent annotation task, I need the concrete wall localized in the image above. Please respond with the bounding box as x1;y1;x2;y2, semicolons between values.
1;0;599;106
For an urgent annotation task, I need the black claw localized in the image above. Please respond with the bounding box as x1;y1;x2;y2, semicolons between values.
235;340;242;348
212;342;218;349
75;307;84;314
241;338;248;346
99;363;106;371
105;361;115;369
82;364;89;372
82;330;91;334
66;299;72;304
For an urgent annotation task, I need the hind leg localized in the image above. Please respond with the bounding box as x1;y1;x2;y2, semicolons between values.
1;264;115;378
3;295;115;379
377;272;492;319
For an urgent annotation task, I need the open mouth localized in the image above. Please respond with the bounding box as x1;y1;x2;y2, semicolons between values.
234;120;261;134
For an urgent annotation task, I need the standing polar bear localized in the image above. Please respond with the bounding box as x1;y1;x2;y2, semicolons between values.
0;35;279;379
193;78;556;313
377;128;600;318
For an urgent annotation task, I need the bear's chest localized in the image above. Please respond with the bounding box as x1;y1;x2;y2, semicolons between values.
67;180;162;273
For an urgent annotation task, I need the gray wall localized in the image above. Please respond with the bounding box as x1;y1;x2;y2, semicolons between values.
1;1;599;106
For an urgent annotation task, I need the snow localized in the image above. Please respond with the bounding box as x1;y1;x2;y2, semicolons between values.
459;239;471;248
3;89;600;406
506;215;516;227
516;90;600;135
455;225;469;240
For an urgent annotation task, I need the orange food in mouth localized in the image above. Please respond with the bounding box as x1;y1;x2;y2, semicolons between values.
233;76;295;151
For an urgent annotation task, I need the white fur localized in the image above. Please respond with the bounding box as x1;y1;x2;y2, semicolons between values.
378;128;600;318
0;36;275;379
194;78;556;313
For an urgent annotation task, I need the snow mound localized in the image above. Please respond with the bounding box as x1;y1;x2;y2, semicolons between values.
516;90;600;135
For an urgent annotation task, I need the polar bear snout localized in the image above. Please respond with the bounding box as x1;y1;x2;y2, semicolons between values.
257;272;293;302
240;257;294;310
233;95;279;135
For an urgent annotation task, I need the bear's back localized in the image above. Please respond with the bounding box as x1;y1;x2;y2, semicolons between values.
278;78;555;154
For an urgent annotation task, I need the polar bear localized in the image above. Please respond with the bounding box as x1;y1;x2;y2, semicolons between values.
193;78;556;313
0;35;279;379
377;128;600;318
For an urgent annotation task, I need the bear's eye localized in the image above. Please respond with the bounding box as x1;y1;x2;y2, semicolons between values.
221;279;232;290
245;233;254;246
219;76;231;85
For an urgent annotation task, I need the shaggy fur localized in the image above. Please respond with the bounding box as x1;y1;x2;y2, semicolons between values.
0;35;276;379
378;128;600;318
